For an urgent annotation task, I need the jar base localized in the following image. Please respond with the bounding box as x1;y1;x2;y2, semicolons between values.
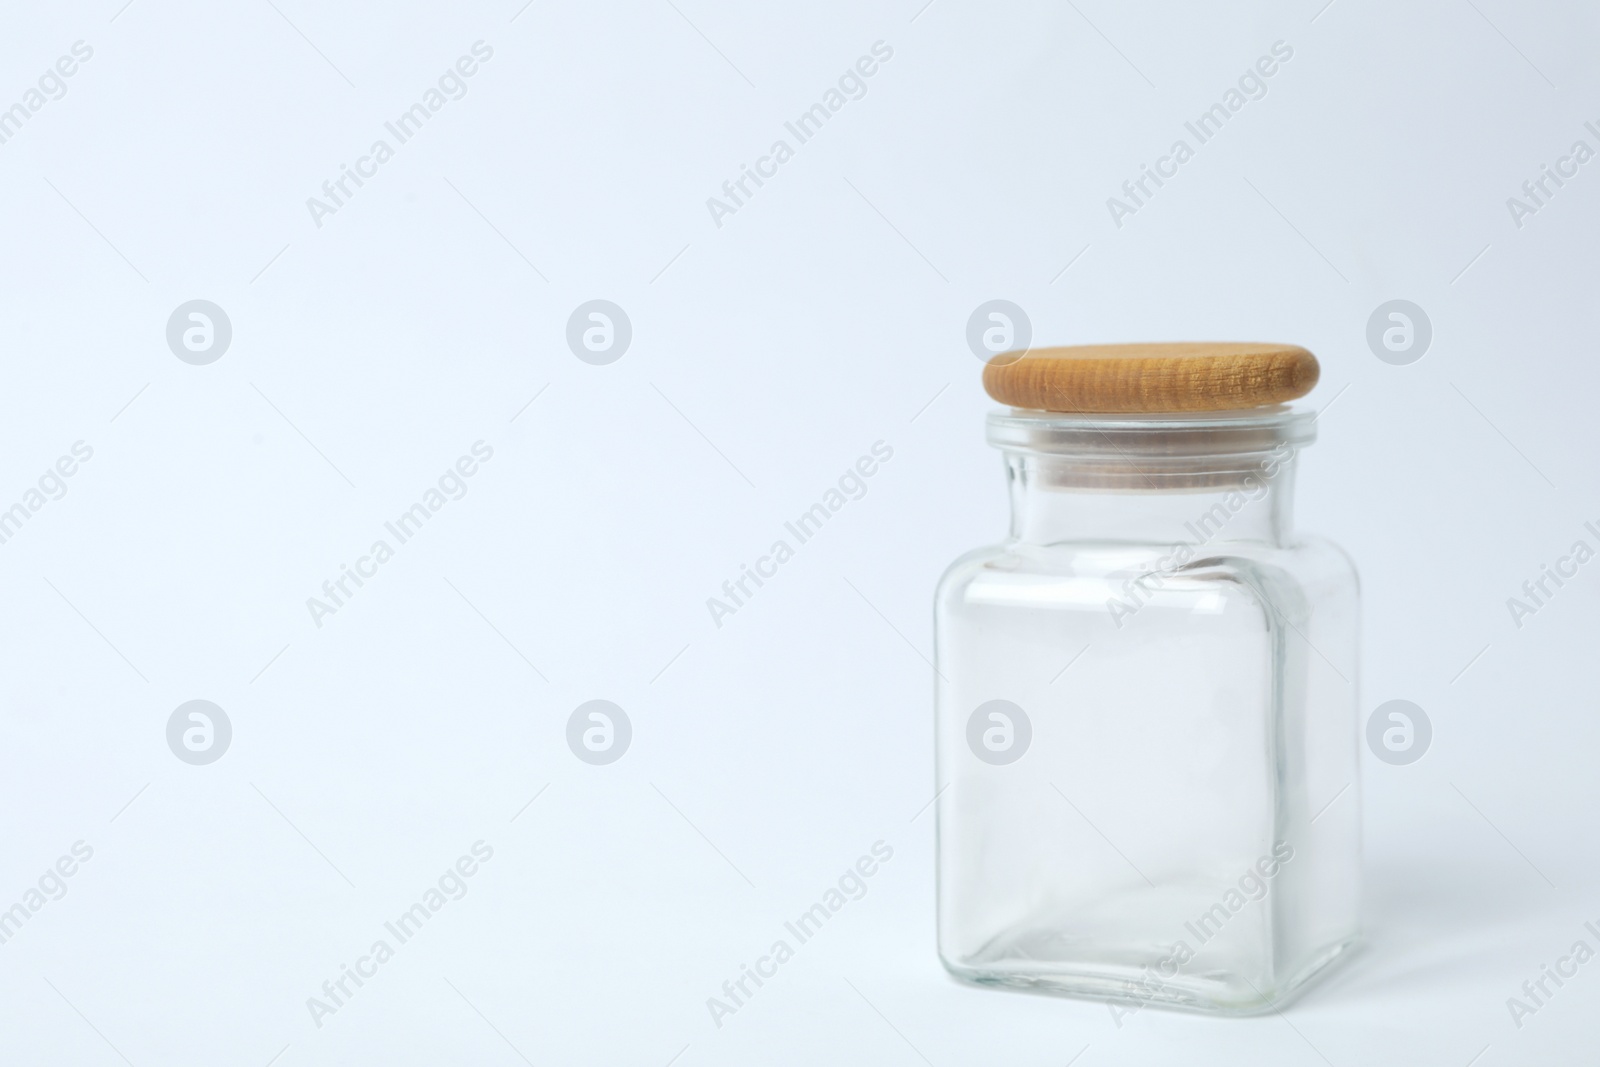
940;936;1361;1017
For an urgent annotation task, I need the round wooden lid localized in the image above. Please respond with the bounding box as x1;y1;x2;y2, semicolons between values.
982;342;1319;413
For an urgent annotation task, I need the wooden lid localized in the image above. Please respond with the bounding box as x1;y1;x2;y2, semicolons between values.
982;342;1319;413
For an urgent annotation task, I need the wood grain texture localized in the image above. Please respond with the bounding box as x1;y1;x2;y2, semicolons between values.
982;342;1319;413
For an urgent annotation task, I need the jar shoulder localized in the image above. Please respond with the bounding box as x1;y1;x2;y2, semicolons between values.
936;534;1359;612
1285;533;1361;596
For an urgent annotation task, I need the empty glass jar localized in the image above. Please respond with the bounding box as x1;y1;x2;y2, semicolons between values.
934;402;1361;1015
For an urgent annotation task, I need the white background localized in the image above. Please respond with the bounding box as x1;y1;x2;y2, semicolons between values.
1;0;1597;1064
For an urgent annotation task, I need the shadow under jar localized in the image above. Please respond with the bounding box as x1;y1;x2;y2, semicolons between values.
934;343;1361;1016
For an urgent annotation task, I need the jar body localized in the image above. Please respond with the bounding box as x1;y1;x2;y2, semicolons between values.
934;410;1361;1016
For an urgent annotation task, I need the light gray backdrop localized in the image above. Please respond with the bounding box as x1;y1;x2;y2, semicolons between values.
1;0;1595;1064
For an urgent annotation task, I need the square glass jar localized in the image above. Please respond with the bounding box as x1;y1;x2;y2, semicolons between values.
934;407;1361;1015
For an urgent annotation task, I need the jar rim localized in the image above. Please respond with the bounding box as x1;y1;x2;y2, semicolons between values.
986;405;1316;459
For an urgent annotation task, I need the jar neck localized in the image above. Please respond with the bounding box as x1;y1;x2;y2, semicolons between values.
988;407;1313;550
1005;453;1298;547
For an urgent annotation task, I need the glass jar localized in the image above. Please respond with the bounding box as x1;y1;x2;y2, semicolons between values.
934;405;1360;1016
